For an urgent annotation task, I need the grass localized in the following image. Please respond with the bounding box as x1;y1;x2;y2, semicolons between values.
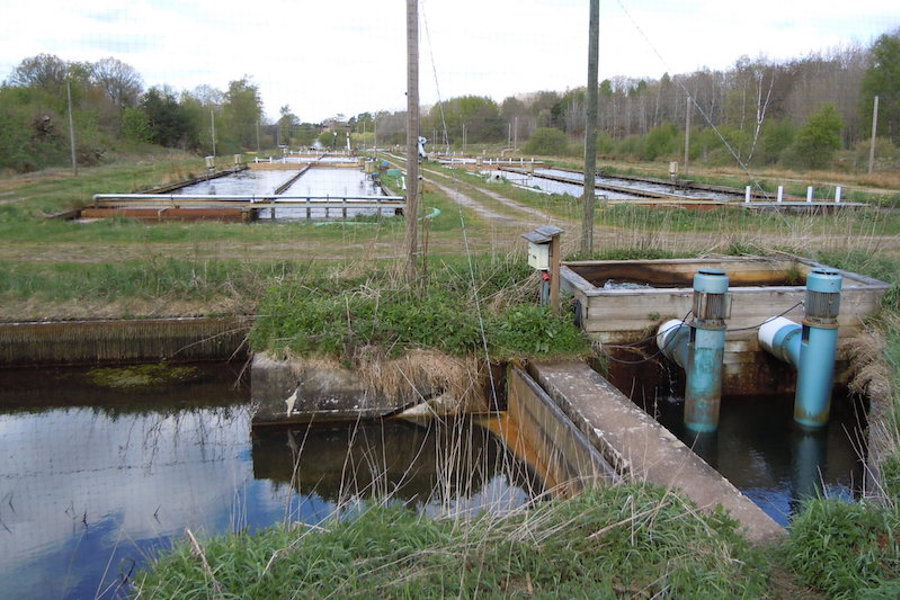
249;256;592;361
3;148;900;598
133;483;769;599
784;499;900;599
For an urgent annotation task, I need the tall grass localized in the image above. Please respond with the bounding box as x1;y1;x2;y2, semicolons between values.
133;483;769;599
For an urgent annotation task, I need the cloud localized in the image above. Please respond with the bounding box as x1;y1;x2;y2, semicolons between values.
1;0;897;121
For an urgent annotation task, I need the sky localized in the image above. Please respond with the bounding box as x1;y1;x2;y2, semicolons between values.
1;0;897;123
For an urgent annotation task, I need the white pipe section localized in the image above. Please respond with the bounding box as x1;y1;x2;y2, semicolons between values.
806;186;814;202
835;186;842;203
758;316;801;365
656;319;686;354
745;186;752;203
777;186;784;202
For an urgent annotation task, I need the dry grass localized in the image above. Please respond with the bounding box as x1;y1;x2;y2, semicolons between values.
283;348;489;414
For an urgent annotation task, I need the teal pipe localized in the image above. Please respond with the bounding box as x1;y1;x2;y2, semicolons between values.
758;269;843;428
657;269;730;433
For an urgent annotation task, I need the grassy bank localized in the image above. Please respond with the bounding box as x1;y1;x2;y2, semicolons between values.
249;256;591;361
134;483;769;599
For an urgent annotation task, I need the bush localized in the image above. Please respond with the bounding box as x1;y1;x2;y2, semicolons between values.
523;127;569;156
786;499;899;599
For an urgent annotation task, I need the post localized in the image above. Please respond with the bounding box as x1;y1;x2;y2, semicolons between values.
550;233;561;315
256;120;260;152
66;81;77;176
777;185;784;203
868;95;879;175
835;186;842;204
745;186;751;203
514;115;518;150
211;110;217;158
683;97;691;178
405;0;420;279
580;0;600;256
806;186;814;203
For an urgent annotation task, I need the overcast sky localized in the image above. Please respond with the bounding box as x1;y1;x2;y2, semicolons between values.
1;0;897;123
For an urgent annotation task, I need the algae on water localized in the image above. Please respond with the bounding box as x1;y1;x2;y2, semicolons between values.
87;363;200;389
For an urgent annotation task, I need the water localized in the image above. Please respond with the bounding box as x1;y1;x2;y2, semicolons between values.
0;364;537;600
173;167;393;221
609;358;865;525
174;168;293;196
482;169;636;200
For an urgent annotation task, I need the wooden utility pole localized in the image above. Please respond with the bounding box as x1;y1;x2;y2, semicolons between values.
405;0;420;279
868;95;879;174
66;81;77;176
580;0;599;255
683;99;691;177
211;110;217;157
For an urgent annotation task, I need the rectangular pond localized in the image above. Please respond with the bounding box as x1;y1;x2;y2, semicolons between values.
0;363;540;600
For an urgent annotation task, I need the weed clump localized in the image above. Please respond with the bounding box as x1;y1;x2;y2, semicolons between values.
87;362;199;389
249;256;592;362
785;498;900;599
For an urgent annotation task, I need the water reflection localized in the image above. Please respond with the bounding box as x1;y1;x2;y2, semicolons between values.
652;392;864;525
0;366;537;600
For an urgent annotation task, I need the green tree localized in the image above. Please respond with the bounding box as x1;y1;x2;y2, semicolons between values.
141;86;195;148
121;106;151;143
760;120;795;165
277;105;299;146
523;127;569;156
791;104;844;169
860;31;900;143
642;122;678;160
223;77;263;149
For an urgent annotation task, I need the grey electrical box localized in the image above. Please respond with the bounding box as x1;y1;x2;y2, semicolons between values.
527;242;550;270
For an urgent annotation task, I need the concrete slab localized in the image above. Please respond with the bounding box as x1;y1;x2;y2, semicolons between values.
530;360;785;544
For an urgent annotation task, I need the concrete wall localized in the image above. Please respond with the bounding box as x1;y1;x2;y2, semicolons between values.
0;317;251;366
502;367;618;496
529;360;785;544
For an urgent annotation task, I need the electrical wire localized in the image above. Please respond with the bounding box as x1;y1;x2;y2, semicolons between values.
599;299;804;366
614;0;775;200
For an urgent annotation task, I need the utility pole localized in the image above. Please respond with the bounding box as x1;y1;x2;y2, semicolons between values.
683;98;691;177
580;0;599;255
66;81;77;176
868;95;879;175
211;110;217;157
405;0;420;279
514;115;518;150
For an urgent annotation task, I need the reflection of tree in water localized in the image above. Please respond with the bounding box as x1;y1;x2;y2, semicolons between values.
252;417;543;515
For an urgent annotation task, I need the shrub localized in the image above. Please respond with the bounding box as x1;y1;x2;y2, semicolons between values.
523;127;569;156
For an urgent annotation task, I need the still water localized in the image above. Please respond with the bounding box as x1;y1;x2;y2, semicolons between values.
0;364;538;600
610;359;865;526
173;167;393;220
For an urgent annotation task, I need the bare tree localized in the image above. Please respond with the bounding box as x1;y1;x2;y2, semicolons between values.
91;57;143;108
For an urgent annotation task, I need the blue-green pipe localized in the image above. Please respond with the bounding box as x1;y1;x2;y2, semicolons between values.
758;269;843;428
657;269;730;433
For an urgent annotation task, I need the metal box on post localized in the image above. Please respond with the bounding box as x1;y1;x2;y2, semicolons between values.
527;241;550;270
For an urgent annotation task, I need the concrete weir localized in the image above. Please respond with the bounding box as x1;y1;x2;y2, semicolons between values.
528;360;785;543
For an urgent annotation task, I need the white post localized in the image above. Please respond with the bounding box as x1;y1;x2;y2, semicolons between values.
744;186;751;203
806;186;814;203
835;186;842;204
777;185;784;203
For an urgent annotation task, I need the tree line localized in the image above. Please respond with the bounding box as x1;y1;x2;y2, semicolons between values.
0;54;322;173
374;30;898;171
1;29;897;174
